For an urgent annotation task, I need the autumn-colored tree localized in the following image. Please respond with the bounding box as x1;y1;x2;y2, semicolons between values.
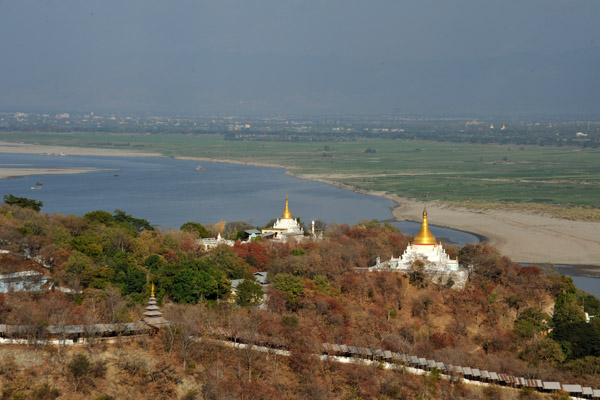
204;245;253;280
233;241;271;270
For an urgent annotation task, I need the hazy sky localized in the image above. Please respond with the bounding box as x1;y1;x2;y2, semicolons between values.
1;0;599;115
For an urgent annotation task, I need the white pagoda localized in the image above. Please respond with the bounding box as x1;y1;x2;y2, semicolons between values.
261;195;304;242
372;207;458;272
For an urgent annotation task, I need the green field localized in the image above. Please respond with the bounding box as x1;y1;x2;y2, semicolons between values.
2;132;600;219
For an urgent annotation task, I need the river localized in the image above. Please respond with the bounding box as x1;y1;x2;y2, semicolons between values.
1;152;598;297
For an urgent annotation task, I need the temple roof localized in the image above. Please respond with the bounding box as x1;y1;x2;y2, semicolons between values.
413;207;437;245
282;195;293;219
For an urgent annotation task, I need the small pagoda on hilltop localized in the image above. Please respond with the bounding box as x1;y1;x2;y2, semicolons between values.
143;284;169;331
261;195;305;242
371;207;458;272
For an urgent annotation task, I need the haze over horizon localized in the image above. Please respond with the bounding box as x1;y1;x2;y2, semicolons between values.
1;1;599;116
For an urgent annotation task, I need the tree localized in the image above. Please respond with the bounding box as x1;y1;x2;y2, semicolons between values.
236;279;264;307
224;220;255;240
67;354;91;392
84;210;113;225
553;321;600;360
409;259;426;288
3;194;43;211
233;241;271;270
112;209;153;234
579;291;600;316
143;254;167;273
458;243;501;281
272;273;305;309
520;337;565;366
66;354;105;392
514;307;551;339
66;251;94;282
180;222;212;238
109;250;145;295
171;266;231;303
204;245;253;280
553;300;586;327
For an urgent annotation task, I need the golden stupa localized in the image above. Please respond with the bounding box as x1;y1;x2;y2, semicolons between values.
282;195;293;219
412;207;437;245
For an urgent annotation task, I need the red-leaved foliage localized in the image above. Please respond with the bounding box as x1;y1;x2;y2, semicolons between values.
233;241;271;270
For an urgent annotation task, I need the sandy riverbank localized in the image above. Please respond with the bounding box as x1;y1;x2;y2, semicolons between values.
296;174;600;267
2;141;599;266
0;141;163;180
0;141;162;158
0;167;111;180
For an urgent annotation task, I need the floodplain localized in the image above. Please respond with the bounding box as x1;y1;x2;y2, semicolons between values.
1;132;599;221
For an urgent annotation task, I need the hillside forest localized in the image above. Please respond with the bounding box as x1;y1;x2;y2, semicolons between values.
0;197;599;399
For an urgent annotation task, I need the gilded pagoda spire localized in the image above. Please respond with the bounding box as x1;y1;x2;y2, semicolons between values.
412;206;437;245
282;195;293;219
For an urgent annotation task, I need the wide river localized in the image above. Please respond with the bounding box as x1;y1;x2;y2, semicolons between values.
1;153;598;297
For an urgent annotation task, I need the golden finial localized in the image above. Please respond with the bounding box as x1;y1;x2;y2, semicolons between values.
282;195;293;219
413;206;437;245
151;283;155;297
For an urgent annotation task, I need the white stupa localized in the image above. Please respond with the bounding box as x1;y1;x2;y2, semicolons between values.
261;196;304;242
372;207;458;271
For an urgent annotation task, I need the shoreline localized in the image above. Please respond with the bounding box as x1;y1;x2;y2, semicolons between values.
0;167;112;180
290;173;600;267
2;142;600;267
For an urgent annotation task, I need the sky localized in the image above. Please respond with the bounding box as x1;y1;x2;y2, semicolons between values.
1;0;599;115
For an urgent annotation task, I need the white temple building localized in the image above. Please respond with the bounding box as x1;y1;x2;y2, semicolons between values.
198;232;235;250
371;207;458;272
261;196;305;242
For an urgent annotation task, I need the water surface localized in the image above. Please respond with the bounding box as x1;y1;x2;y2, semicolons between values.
2;152;598;297
0;153;396;229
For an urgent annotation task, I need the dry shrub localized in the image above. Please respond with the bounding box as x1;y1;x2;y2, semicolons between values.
430;332;456;349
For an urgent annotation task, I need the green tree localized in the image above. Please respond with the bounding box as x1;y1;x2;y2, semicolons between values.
565;356;600;377
84;210;114;225
578;291;600;316
520;337;565;366
109;251;145;295
314;275;335;296
143;254;167;273
66;251;94;279
272;273;305;309
235;279;264;307
3;194;43;211
553;301;586;326
514;307;551;339
113;209;153;234
70;231;104;261
180;222;212;238
204;245;253;280
171;263;231;303
553;322;600;360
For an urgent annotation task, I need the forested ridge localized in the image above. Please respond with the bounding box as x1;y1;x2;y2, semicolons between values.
0;198;599;399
